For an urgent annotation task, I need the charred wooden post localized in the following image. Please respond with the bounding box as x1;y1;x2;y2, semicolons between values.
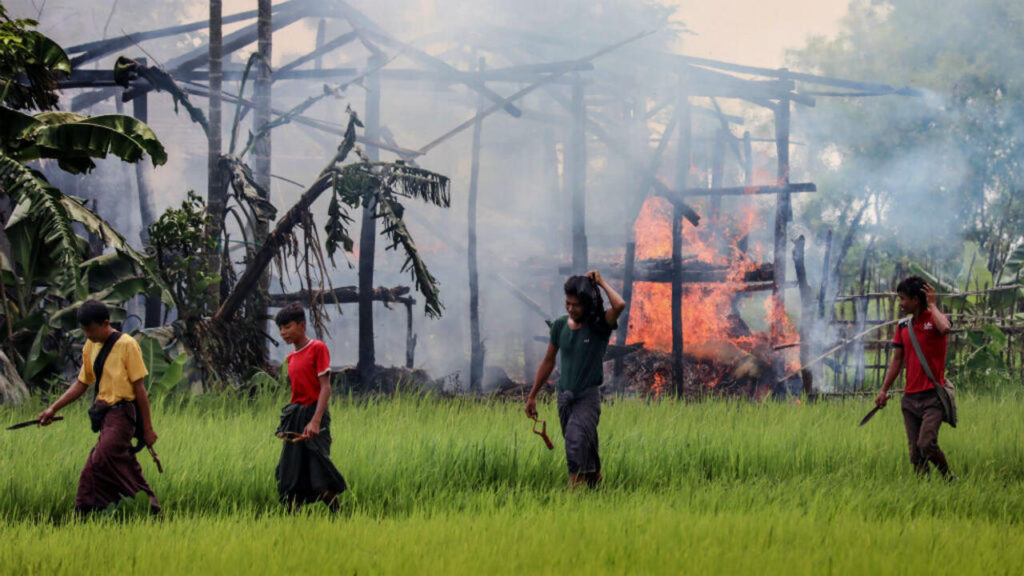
522;307;537;384
561;258;774;284
737;130;754;256
406;301;416;369
268;286;412;308
672;87;692;397
710;128;726;218
672;183;815;198
468;57;486;393
357;53;384;386
792;235;813;395
569;74;588;273
542;127;564;254
132;61;161;328
817;229;833;320
815;228;833;385
613;241;637;385
314;19;326;71
853;237;875;390
771;95;792;384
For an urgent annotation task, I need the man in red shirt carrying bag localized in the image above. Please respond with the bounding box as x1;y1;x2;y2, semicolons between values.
875;276;956;479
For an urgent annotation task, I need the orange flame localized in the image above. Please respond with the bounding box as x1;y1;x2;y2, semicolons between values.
651;373;666;398
626;197;800;375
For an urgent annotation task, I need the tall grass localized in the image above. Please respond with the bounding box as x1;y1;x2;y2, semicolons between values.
2;390;1023;574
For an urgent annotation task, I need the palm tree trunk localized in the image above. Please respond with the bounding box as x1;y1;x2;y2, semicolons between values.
206;0;225;308
214;174;333;324
357;54;383;387
251;0;272;363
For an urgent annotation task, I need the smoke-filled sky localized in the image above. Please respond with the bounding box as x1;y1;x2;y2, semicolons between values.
9;0;864;386
666;0;847;68
20;0;848;68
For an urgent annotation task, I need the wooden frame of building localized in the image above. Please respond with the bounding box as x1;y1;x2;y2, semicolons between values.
57;0;922;394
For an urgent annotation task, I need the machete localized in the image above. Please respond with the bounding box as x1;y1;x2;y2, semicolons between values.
859;394;893;426
6;416;64;430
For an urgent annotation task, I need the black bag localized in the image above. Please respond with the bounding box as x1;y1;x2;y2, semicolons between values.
86;331;124;433
905;320;958;428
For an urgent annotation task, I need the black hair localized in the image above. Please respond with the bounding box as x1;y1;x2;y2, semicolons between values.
76;299;110;327
896;275;929;311
274;302;306;326
564;275;605;327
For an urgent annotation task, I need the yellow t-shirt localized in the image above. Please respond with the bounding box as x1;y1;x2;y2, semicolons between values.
77;334;149;405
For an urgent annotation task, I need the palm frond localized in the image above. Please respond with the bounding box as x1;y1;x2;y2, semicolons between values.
220;154;277;222
376;195;443;318
323;170;357;260
380;161;450;208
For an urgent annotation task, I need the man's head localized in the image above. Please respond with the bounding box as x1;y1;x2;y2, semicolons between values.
77;299;113;343
564;275;604;324
275;303;307;345
896;275;929;315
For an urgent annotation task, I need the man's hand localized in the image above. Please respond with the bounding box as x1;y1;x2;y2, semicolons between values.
524;396;538;419
924;282;938;309
586;269;604;286
875;390;890;408
143;427;158;447
303;418;321;439
38;407;57;426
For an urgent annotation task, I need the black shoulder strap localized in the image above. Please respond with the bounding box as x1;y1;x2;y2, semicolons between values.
92;331;124;397
905;321;940;387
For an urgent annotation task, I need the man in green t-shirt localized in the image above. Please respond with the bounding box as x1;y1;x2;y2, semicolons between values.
525;270;626;489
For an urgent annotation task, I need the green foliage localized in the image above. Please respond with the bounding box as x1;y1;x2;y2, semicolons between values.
0;153;161;387
0;6;172;399
790;0;1024;283
999;241;1024;285
961;323;1009;373
0;107;167;173
147;192;220;321
0;153;81;275
0;5;69;111
137;334;189;398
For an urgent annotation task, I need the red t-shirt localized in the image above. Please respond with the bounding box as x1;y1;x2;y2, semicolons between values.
286;339;331;406
892;310;948;394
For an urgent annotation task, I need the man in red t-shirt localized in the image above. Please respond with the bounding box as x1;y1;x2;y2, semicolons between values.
875;276;954;478
274;303;347;511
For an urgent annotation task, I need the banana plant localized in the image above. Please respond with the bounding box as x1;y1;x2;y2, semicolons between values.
0;16;171;402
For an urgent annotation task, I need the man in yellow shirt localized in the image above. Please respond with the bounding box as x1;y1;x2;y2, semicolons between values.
39;300;160;514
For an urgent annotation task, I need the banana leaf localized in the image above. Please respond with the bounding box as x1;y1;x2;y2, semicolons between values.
30;115;167;173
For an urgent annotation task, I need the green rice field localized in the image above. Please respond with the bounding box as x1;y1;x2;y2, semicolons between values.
3;389;1024;575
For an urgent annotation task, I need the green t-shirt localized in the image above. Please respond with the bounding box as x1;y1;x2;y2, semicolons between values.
549;314;616;393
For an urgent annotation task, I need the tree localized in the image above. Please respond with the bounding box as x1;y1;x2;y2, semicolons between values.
789;0;1024;286
208;111;449;385
0;7;168;403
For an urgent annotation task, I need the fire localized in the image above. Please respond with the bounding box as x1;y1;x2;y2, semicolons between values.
650;372;666;398
626;196;801;379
